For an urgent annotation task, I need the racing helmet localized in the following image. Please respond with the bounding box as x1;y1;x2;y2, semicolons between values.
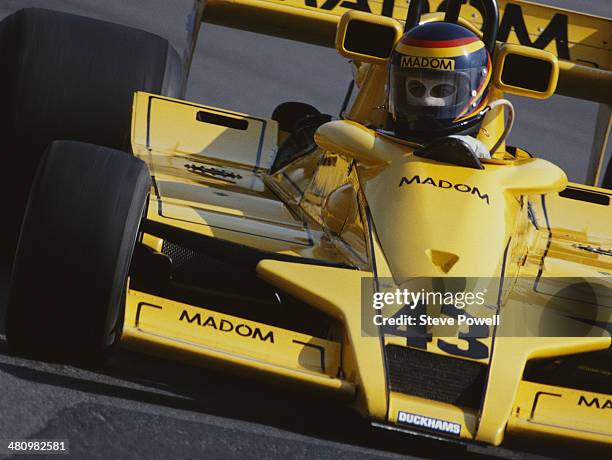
388;22;491;142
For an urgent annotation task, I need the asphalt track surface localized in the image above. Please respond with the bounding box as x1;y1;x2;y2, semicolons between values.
0;1;610;459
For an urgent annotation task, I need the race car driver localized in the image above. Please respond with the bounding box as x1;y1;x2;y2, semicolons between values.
387;21;496;158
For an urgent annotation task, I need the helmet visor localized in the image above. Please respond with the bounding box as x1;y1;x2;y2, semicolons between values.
389;67;477;123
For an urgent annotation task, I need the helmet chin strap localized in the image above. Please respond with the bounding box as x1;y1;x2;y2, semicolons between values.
480;98;515;154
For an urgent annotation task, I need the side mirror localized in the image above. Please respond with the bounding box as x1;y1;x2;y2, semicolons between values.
493;44;559;99
503;158;567;196
335;11;402;65
314;120;397;165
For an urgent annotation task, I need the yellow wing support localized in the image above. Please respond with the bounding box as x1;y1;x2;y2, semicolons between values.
256;260;389;419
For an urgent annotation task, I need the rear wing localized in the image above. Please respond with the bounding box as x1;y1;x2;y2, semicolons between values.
201;0;611;186
203;0;609;98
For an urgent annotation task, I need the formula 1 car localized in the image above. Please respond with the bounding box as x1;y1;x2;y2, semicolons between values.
2;0;611;454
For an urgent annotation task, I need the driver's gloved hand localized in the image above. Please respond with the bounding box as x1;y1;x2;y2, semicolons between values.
414;135;490;170
447;135;491;159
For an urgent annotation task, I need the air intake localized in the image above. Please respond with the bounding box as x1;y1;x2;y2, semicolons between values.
386;345;487;410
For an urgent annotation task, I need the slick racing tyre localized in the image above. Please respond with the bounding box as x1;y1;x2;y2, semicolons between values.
5;141;151;363
0;8;183;264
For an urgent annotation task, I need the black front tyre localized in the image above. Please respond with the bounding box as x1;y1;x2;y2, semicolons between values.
0;7;183;264
6;141;151;363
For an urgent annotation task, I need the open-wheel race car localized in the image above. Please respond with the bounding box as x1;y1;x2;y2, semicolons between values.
1;0;610;454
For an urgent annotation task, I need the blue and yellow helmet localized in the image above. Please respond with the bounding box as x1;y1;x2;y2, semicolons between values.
388;22;491;142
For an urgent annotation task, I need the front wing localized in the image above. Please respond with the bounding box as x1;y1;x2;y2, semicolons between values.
121;265;611;448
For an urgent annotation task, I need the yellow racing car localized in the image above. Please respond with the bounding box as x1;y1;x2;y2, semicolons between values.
2;0;610;456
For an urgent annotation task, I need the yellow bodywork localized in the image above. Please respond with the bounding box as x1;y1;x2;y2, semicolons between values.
122;289;353;396
120;1;611;451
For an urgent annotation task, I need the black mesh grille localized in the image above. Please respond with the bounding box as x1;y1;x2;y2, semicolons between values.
386;345;487;410
161;240;228;287
161;240;199;269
